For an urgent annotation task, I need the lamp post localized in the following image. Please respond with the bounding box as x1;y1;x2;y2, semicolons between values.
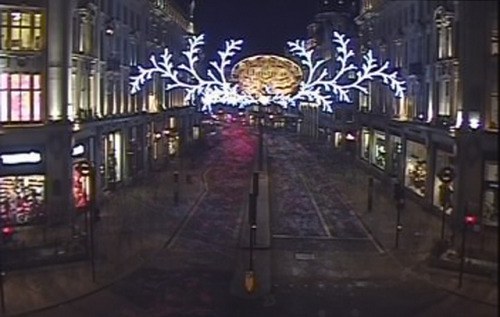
245;192;257;293
437;167;455;242
393;180;405;249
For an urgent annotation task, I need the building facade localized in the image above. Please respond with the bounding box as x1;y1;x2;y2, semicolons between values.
0;0;199;231
300;0;359;153
355;0;498;252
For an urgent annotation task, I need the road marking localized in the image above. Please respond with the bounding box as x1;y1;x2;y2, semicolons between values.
272;234;370;241
347;207;386;254
295;253;315;260
298;172;332;238
165;167;211;249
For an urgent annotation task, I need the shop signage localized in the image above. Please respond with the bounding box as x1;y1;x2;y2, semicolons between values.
72;144;85;157
0;151;42;165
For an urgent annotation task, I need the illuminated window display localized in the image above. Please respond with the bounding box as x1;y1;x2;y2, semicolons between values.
0;73;42;123
405;140;427;197
433;150;455;214
389;135;403;176
0;11;44;51
361;128;370;161
483;161;498;226
103;131;122;187
73;162;91;210
373;130;386;170
0;175;44;225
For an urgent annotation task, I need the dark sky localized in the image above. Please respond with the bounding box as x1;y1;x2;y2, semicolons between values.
189;0;317;59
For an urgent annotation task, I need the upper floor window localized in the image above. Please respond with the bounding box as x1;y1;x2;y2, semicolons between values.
435;7;453;59
0;11;43;51
492;28;498;55
0;73;42;123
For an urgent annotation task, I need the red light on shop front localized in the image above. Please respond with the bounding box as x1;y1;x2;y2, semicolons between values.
2;227;14;236
465;215;478;225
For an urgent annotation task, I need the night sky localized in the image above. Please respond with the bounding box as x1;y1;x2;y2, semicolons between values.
184;0;318;58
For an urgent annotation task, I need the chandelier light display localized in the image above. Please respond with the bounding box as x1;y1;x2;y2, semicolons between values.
130;31;406;113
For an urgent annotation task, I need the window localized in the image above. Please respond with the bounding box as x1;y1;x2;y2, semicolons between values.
439;80;451;115
492;28;498;55
0;73;42;123
490;92;498;129
0;11;43;51
483;161;498;226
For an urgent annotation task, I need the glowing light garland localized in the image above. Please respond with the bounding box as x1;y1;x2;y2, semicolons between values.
130;31;405;113
285;31;405;112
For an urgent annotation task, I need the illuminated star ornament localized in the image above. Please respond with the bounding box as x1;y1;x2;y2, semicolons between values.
130;32;406;113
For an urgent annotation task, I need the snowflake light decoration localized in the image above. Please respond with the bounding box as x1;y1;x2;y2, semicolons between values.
130;31;405;113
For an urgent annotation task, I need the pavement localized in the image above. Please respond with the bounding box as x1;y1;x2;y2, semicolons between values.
292;134;498;307
2;126;497;316
2;152;209;316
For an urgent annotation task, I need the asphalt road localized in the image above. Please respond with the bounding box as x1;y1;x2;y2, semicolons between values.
27;123;497;317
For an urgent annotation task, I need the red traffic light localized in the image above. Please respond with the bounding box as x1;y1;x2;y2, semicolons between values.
465;214;478;225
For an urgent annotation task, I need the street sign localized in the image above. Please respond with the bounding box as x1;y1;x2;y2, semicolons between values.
437;167;455;184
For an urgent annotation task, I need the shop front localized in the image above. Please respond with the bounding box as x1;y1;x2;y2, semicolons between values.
482;160;498;227
360;127;370;161
372;130;386;170
71;141;93;212
101;131;123;190
405;139;427;197
0;147;46;226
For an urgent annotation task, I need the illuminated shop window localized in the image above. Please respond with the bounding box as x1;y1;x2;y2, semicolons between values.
0;11;43;51
73;162;91;210
405;140;427;197
490;92;498;130
360;128;371;161
103;131;123;188
483;161;498;226
0;73;42;123
0;175;45;225
372;130;386;170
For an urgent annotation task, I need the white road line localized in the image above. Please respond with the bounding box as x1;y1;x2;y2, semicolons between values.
166;167;211;249
347;208;386;254
298;172;333;238
272;234;370;241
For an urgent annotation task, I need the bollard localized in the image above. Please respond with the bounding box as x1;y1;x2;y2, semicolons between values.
252;172;259;197
395;199;404;249
173;171;179;205
367;177;374;212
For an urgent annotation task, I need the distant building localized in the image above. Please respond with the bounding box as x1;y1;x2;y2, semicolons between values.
356;0;498;252
0;0;198;229
300;0;360;153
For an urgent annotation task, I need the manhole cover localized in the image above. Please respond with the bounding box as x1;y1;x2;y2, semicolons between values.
295;253;315;260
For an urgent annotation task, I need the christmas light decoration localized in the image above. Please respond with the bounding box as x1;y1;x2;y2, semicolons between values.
130;32;405;113
130;34;253;112
285;31;405;112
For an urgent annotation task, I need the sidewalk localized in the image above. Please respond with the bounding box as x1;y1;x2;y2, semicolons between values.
2;155;209;316
299;139;498;307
